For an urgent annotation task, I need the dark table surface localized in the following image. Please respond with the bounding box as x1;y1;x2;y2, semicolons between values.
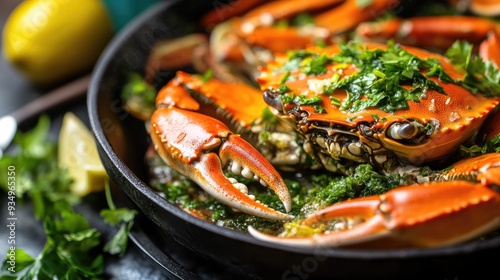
0;1;171;279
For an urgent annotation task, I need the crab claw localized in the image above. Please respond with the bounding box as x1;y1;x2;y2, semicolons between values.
250;177;500;248
150;107;292;220
249;196;387;248
479;31;500;67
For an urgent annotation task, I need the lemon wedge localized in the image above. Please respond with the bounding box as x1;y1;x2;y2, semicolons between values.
58;112;107;196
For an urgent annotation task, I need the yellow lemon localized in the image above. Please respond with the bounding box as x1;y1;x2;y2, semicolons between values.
58;112;108;196
2;0;114;85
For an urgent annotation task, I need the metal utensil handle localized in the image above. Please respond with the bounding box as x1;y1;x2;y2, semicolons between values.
10;74;91;124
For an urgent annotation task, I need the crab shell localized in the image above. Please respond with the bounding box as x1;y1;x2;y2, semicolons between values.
257;43;500;168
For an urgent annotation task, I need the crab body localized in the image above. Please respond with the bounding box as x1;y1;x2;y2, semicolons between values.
258;43;500;174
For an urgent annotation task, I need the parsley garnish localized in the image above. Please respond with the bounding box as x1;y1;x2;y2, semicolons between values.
0;116;79;219
200;69;214;83
326;42;449;112
280;42;453;113
278;92;326;113
1;212;104;280
0;116;137;278
281;50;332;75
460;134;500;158
100;182;138;257
445;40;500;97
303;53;331;75
121;72;157;120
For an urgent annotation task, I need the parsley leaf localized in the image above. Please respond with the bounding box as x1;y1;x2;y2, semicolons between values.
0;116;138;278
446;40;500;96
1;211;104;280
121;72;157;120
100;182;138;256
303;53;332;75
460;134;500;158
0;116;79;220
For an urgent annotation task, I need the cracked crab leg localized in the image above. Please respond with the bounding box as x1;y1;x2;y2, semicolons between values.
150;105;292;220
250;153;500;248
144;34;209;84
212;0;398;62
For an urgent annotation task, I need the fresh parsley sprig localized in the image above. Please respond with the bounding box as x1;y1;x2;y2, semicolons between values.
100;182;138;257
0;116;79;220
1;211;104;280
0;116;138;279
0;211;104;280
445;40;500;97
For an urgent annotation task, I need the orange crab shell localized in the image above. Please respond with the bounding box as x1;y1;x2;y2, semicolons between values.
257;43;500;164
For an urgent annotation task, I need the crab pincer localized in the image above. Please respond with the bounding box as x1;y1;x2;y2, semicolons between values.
149;79;292;221
249;153;500;248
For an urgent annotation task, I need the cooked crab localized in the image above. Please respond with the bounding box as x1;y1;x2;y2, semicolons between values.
125;0;500;248
257;42;500;175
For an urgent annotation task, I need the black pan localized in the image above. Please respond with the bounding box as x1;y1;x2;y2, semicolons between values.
88;1;500;279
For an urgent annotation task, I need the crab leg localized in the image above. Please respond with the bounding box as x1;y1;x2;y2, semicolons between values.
469;0;500;16
250;154;500;247
212;0;398;62
356;16;499;50
239;0;345;32
479;31;500;67
200;0;268;30
143;34;209;84
249;197;389;248
314;0;400;34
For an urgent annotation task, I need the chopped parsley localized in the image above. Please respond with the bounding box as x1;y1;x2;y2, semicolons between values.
199;68;214;83
277;41;496;113
290;13;315;27
121;72;157;120
460;134;500;158
279;92;326;113
302;53;331;75
306;164;401;207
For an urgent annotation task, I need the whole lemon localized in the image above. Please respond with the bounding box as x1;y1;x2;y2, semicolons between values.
2;0;114;85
